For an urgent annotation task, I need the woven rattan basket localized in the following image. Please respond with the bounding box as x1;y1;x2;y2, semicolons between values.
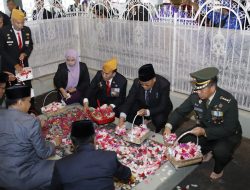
168;131;203;168
123;115;150;144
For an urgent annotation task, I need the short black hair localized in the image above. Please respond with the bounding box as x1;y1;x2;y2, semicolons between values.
5;97;29;108
71;134;95;147
6;98;19;108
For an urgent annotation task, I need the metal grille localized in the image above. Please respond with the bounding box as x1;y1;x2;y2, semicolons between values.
24;0;250;111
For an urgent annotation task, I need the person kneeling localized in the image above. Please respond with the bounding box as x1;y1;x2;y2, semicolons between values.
0;85;57;189
51;119;132;190
164;67;242;180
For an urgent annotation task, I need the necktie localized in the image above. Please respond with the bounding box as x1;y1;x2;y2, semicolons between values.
145;90;150;105
17;32;22;49
206;99;210;109
106;81;111;96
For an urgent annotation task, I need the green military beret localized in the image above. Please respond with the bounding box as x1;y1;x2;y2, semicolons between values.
190;67;219;90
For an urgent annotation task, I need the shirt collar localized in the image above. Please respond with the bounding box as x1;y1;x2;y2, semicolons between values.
12;26;21;33
108;78;113;84
208;90;216;103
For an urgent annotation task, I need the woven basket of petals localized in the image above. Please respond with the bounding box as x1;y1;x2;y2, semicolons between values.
123;115;151;144
167;131;203;168
41;102;66;116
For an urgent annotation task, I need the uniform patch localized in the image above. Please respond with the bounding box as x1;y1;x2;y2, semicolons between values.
220;96;231;103
211;110;223;117
211;107;224;124
194;107;203;112
111;88;120;97
25;41;29;45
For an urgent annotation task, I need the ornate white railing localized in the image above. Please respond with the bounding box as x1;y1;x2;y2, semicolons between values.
25;0;250;111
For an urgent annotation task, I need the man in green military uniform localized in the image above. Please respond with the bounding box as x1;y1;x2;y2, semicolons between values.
164;67;242;180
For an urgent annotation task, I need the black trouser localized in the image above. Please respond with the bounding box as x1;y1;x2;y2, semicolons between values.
179;129;242;173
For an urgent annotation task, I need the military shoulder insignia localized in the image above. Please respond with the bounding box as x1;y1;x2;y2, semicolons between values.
220;96;231;103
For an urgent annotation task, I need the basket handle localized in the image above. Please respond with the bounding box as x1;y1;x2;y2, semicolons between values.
130;114;145;140
42;90;63;107
132;114;145;127
173;131;199;147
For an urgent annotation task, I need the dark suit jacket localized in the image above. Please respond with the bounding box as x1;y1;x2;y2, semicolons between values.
50;144;131;190
168;87;242;140
121;74;173;118
86;71;127;110
32;9;52;20
0;25;33;74
54;62;90;97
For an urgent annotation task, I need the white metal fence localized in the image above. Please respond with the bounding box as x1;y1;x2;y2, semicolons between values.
25;0;250;111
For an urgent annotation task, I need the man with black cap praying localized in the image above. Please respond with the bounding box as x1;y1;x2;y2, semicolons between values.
0;72;8;108
164;67;242;180
51;119;132;189
118;64;173;133
0;85;58;189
